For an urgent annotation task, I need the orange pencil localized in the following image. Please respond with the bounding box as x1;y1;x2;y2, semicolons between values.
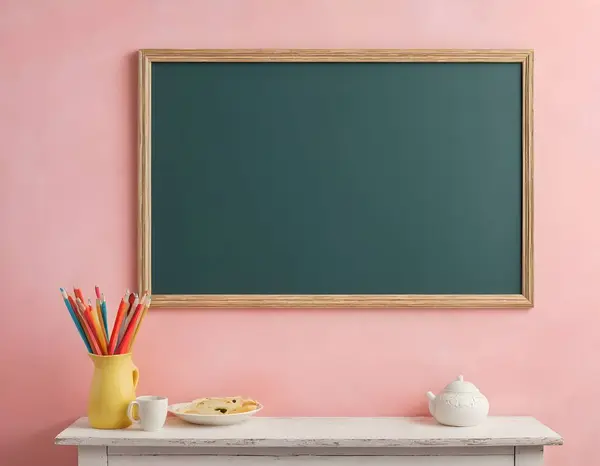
81;298;107;355
108;291;129;355
88;299;108;354
129;297;151;352
115;296;146;354
76;298;102;355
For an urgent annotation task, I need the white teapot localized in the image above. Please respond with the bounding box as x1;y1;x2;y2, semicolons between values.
426;375;489;427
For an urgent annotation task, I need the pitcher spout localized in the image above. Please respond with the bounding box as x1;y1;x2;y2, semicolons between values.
426;391;436;401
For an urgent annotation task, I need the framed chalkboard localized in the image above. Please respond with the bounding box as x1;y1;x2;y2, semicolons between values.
138;49;533;309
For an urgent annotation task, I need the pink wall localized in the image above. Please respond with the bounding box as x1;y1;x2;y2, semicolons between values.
1;1;599;465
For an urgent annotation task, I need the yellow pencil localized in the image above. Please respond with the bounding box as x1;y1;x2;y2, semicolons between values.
88;299;108;354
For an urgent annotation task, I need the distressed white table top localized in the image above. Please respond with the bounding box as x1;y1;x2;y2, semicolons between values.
55;416;562;448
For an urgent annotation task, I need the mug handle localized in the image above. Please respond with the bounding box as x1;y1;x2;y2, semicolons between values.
127;400;140;424
132;364;139;388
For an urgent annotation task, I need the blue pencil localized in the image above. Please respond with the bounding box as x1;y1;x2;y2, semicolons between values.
60;288;92;353
101;294;108;338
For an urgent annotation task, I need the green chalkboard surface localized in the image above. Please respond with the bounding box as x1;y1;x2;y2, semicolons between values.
140;50;533;308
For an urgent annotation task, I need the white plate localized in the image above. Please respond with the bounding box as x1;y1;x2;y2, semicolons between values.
168;402;263;426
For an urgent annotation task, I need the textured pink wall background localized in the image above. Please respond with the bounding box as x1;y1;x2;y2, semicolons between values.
1;1;599;465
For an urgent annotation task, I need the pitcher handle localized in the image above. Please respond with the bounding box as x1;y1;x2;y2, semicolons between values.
132;364;139;388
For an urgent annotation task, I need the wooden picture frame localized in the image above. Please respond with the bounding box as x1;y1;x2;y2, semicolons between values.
138;49;533;309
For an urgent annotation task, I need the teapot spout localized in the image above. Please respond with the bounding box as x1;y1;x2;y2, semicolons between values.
426;391;436;417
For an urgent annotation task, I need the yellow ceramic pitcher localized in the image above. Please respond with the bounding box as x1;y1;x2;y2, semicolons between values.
88;353;139;429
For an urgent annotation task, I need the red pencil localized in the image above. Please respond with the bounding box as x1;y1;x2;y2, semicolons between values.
94;285;101;300
68;295;79;320
117;292;136;345
115;295;147;354
108;291;129;355
74;287;84;303
127;292;136;315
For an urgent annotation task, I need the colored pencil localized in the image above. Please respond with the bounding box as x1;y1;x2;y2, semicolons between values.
127;293;141;323
124;294;146;343
96;298;108;343
74;287;84;303
129;294;146;325
60;288;92;352
118;291;134;342
81;315;102;355
118;292;137;346
75;298;102;355
61;286;151;356
68;294;94;349
116;290;133;347
94;285;109;339
67;295;79;321
115;296;147;354
129;297;151;352
81;298;107;355
108;291;129;355
100;294;108;338
89;298;108;354
68;293;90;338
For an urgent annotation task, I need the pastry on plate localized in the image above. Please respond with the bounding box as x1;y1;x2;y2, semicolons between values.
181;396;259;415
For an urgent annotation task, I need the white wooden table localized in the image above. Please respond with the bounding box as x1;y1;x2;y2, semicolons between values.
55;416;562;466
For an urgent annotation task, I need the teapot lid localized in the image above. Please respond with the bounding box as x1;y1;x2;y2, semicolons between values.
443;375;480;393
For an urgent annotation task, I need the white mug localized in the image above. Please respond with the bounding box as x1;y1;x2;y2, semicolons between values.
127;395;168;431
